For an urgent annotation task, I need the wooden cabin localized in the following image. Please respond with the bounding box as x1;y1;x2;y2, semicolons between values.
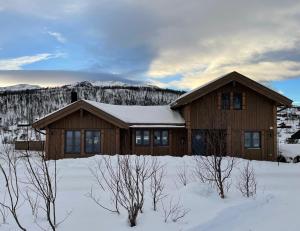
32;71;293;161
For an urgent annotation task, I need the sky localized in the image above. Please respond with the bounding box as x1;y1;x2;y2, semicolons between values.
0;0;300;104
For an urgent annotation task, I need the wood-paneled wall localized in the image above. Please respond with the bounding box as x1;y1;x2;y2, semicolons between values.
181;82;277;160
46;109;118;159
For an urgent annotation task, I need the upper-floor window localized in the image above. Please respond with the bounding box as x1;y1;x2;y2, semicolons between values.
85;130;101;154
233;93;242;110
65;130;81;153
154;130;169;146
221;93;230;110
135;130;150;145
244;131;261;149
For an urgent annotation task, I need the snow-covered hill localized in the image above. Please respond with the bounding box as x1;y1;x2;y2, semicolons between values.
0;81;184;129
0;84;41;92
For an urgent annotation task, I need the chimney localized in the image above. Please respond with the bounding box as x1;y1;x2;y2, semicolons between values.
71;90;78;103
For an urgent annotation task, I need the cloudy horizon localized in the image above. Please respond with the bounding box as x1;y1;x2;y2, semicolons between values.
0;0;300;103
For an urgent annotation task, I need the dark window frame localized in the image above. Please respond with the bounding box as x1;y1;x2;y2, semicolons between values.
65;130;81;154
221;93;230;110
233;93;242;110
135;129;150;146
85;130;101;154
244;131;261;149
153;129;169;146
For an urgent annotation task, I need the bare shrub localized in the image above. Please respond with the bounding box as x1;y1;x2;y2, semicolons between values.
193;129;235;199
177;162;189;186
24;190;40;220
237;161;257;197
161;197;189;223
194;155;235;199
88;155;153;227
0;202;8;225
88;157;120;214
23;150;70;231
150;158;166;211
0;144;26;231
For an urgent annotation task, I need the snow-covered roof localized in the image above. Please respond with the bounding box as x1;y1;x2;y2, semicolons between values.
84;100;185;125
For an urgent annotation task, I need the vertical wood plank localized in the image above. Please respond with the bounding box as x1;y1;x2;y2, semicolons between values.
217;92;221;110
115;128;120;154
242;92;246;110
169;129;172;155
45;128;49;159
81;129;84;156
226;126;232;154
61;129;65;159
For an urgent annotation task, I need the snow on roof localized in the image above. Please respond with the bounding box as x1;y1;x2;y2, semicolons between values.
84;100;185;125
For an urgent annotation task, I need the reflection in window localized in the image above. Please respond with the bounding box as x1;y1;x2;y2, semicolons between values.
65;130;81;153
135;130;150;145
154;130;169;146
244;132;261;148
233;93;242;110
85;130;100;154
221;93;230;110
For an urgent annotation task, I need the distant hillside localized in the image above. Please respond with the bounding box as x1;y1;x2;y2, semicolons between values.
0;81;184;127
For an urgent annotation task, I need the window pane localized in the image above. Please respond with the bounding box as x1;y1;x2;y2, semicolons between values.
244;132;251;148
85;131;100;153
65;130;81;153
154;131;161;145
253;132;260;148
222;93;230;110
136;130;142;145
162;130;168;145
233;93;242;110
143;130;150;145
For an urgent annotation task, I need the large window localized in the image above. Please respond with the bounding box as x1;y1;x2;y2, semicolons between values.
233;93;242;110
135;130;150;145
154;130;169;146
221;93;230;110
244;132;261;149
65;130;81;153
85;130;101;154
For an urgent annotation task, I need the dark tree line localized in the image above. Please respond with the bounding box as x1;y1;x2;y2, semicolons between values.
0;83;184;127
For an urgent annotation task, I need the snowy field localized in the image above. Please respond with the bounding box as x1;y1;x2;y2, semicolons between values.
1;154;300;231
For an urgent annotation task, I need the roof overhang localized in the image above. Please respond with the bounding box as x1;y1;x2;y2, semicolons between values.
171;71;293;109
32;100;129;129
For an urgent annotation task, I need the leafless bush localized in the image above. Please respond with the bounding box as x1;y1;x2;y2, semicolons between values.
193;129;235;199
150;158;166;211
23;150;69;231
177;162;189;186
24;190;40;220
194;155;235;199
0;202;8;225
237;161;257;197
88;155;153;227
88;157;120;214
0;144;26;231
161;197;190;223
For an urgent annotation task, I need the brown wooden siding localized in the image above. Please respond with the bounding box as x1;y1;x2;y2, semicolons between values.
181;82;276;160
131;128;187;156
46;109;117;159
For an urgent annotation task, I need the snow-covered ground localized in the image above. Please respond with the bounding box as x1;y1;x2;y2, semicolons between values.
1;154;300;231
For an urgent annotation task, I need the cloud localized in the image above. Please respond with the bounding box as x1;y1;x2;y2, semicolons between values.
0;53;64;70
47;31;67;43
1;0;300;89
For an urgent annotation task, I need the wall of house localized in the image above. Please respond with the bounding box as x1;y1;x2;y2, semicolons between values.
130;128;188;156
180;82;277;160
46;109;119;159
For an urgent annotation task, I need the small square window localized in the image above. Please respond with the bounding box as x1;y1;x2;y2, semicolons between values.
244;132;261;149
135;130;150;146
154;130;169;146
